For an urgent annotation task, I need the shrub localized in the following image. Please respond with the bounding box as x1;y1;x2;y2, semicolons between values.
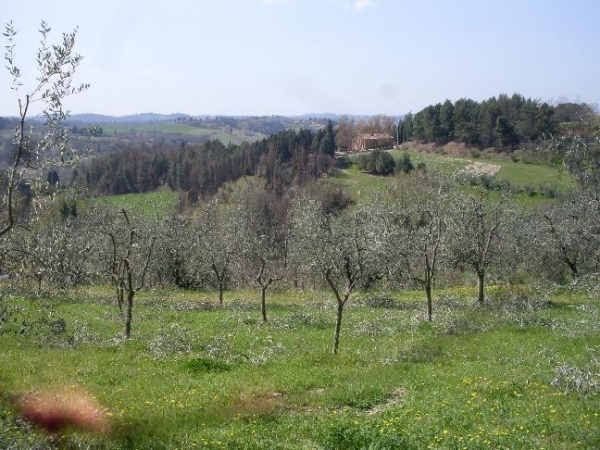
290;312;330;328
182;357;232;374
358;150;395;176
397;152;414;174
357;153;372;172
317;184;352;214
374;151;395;175
524;184;536;197
357;296;397;309
539;183;557;198
470;148;482;158
551;348;600;396
147;322;192;359
485;286;551;313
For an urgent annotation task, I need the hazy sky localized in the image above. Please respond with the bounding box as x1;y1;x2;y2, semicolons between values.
1;0;599;117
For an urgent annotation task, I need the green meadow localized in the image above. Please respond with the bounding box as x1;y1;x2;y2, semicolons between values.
333;150;573;205
101;188;179;217
1;286;599;449
100;123;266;146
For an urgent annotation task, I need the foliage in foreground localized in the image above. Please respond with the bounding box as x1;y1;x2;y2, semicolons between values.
0;286;599;449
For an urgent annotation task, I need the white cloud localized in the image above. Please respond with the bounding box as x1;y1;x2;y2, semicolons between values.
353;0;374;11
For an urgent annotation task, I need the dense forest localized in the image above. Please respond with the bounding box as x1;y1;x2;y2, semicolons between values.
399;94;596;148
77;122;337;203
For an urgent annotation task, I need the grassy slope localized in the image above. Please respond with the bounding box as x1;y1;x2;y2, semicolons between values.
333;149;573;205
1;287;599;449
100;188;179;216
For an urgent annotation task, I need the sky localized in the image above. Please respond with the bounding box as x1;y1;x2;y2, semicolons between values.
1;0;600;117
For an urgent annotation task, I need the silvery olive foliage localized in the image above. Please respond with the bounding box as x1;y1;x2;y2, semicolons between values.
210;178;290;321
8;215;93;290
446;191;515;304
533;126;600;284
290;194;389;354
1;21;89;238
553;133;600;199
535;192;600;282
190;199;246;305
393;174;451;321
236;193;287;323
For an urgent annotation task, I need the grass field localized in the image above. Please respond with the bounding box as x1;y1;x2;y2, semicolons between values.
1;285;599;449
102;123;212;136
101;188;179;217
334;150;573;205
100;123;266;146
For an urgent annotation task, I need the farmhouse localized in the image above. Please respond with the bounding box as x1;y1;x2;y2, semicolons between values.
351;133;395;152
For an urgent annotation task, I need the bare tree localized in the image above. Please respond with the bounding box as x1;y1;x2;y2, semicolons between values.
366;114;395;135
335;116;357;152
92;206;155;338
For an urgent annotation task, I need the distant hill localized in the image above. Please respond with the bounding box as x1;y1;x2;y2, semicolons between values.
65;112;383;124
293;113;388;121
67;113;191;124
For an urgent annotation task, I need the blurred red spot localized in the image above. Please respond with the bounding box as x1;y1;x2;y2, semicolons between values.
17;388;108;435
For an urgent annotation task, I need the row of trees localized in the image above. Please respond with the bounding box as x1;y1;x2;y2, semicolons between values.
399;94;595;148
5;166;600;352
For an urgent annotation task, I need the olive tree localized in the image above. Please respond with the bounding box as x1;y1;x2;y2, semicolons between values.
535;193;600;282
91;206;156;339
447;192;513;304
191;200;244;306
241;213;287;323
537;129;600;282
393;175;451;321
531;129;600;284
1;21;89;238
553;133;600;199
290;195;388;354
8;214;92;291
238;189;288;323
152;214;194;288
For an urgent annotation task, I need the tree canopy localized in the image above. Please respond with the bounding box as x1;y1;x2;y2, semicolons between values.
407;93;564;148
